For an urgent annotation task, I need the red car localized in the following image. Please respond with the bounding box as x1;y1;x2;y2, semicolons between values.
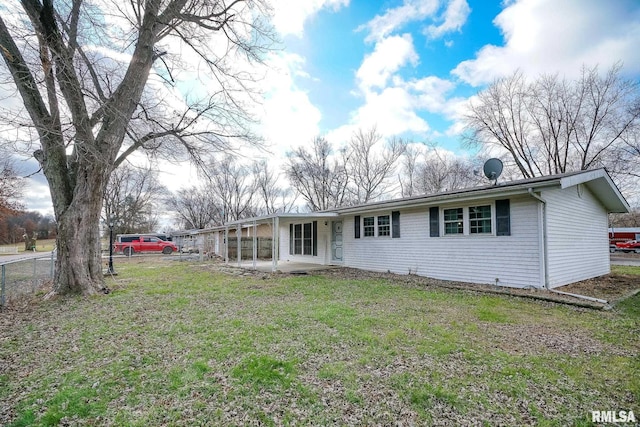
615;240;640;253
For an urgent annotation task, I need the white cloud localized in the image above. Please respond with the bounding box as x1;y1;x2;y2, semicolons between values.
425;0;471;39
23;179;54;216
452;0;640;86
359;0;439;43
327;86;430;145
356;34;418;91
258;52;322;155
408;76;456;113
270;0;350;37
354;87;430;136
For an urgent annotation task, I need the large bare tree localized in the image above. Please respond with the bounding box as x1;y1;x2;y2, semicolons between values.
252;159;295;215
0;1;272;294
416;149;480;194
397;144;481;196
167;185;220;230
285;136;351;211
347;127;406;203
102;163;165;235
207;155;257;222
464;64;640;180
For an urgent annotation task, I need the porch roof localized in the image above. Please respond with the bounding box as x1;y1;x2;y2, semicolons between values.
224;212;339;227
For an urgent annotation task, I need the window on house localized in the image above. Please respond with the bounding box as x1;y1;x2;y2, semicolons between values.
303;223;312;254
470;205;492;234
363;217;375;237
378;215;390;236
293;224;302;254
444;208;463;235
290;222;317;255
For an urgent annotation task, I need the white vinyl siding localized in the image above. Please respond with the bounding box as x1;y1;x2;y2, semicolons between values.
544;185;610;288
342;196;542;288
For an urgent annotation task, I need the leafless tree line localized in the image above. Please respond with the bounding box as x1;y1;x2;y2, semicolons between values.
284;127;484;211
464;63;640;183
102;163;165;235
166;155;295;229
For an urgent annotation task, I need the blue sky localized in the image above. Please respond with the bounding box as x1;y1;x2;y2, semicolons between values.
259;0;640;158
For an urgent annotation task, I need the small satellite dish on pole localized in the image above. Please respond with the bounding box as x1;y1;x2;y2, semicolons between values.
483;158;503;185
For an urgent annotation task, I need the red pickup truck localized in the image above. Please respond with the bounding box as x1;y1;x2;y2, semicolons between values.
114;235;177;256
614;240;640;253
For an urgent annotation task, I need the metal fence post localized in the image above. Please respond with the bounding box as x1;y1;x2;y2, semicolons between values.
50;251;54;278
33;257;37;291
1;264;5;308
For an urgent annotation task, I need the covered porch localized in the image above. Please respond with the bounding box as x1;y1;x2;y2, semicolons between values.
223;213;341;272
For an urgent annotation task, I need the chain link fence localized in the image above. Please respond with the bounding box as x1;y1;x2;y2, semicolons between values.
0;254;55;308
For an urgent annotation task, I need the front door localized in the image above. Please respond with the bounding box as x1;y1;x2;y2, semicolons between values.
331;221;343;262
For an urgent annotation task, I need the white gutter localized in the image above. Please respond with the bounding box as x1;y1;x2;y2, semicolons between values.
527;188;608;305
546;289;608;304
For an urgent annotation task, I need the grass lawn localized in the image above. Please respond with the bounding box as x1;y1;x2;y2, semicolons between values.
1;260;638;426
0;239;56;254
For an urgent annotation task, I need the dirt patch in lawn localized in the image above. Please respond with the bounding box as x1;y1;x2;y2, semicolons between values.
558;273;640;303
310;268;639;309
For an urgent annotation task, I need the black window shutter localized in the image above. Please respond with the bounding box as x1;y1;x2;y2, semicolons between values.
496;199;511;236
429;207;439;237
312;221;318;256
354;215;361;239
289;224;293;254
392;211;400;238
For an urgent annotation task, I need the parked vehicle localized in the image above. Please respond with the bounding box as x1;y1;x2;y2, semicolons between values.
114;235;177;255
614;240;640;253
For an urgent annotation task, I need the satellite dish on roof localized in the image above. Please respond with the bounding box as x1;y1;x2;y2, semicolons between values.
483;158;503;184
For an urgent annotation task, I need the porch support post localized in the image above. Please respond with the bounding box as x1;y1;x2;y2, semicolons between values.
224;226;229;264
271;216;279;272
273;216;280;271
237;224;242;267
252;220;257;270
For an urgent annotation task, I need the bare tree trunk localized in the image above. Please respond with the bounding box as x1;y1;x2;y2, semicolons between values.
55;202;105;295
51;163;109;295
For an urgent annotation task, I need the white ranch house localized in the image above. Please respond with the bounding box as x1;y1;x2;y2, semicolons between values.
199;168;629;289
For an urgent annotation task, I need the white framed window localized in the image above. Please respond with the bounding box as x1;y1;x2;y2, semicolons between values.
303;223;312;254
377;215;390;237
290;222;317;255
432;202;506;237
293;224;302;254
469;205;492;234
363;217;375;237
444;208;463;235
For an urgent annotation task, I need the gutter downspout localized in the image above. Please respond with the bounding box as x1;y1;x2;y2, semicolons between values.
527;188;608;305
528;188;549;290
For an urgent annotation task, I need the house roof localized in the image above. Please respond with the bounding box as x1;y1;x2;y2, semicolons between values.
328;168;630;214
178;169;629;234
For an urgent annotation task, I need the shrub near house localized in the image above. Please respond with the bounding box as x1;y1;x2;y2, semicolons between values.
114;235;177;255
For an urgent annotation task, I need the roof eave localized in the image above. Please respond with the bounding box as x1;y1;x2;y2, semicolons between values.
560;169;630;213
